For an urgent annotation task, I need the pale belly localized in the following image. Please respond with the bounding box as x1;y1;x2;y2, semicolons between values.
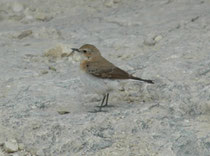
80;71;118;95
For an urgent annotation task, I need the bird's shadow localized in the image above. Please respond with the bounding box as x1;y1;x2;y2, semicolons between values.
88;105;116;113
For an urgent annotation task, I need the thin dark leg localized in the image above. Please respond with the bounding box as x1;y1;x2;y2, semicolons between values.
97;95;106;112
100;95;106;107
104;93;109;106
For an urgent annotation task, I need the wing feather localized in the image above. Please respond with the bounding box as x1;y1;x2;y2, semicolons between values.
86;57;130;79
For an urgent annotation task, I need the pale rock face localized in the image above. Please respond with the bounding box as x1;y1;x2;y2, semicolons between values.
0;0;210;156
3;139;19;153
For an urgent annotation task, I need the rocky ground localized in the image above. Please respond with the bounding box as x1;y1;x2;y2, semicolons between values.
0;0;210;155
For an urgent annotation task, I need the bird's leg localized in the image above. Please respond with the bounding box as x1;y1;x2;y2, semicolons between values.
103;93;109;107
93;94;110;112
99;94;106;109
94;94;108;112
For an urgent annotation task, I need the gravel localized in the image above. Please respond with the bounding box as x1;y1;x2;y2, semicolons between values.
0;0;210;155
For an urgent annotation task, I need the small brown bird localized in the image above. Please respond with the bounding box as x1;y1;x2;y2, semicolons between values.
72;44;154;111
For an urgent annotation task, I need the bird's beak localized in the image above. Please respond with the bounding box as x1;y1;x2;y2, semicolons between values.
71;48;80;52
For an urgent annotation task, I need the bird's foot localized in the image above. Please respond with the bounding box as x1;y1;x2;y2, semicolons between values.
89;108;108;113
96;104;115;108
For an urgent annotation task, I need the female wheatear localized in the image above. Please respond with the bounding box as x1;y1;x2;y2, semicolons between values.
72;44;154;111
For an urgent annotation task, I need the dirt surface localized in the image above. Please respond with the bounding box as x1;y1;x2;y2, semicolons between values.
0;0;210;155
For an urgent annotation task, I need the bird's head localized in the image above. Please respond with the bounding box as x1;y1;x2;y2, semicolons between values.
72;44;101;59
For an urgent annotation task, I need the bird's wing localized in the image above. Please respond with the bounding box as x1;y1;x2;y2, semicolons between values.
86;57;130;79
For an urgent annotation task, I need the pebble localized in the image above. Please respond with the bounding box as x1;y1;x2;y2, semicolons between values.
40;70;49;75
44;46;63;59
18;143;24;150
153;35;163;42
3;139;19;153
48;66;57;72
143;34;163;46
104;0;114;7
104;0;120;7
44;44;72;60
57;110;70;115
17;30;32;39
143;38;156;46
35;12;53;22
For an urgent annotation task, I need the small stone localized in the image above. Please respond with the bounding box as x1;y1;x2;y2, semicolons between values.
17;30;32;39
144;34;162;46
153;35;163;42
35;12;53;22
3;139;19;153
40;70;48;75
48;66;56;72
44;44;74;62
61;53;71;57
44;45;63;59
9;14;24;21
143;38;156;46
104;0;114;7
18;143;24;150
118;86;125;91
57;110;70;115
23;8;34;21
24;43;31;46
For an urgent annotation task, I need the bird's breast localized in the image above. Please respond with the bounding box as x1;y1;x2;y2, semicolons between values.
80;60;89;72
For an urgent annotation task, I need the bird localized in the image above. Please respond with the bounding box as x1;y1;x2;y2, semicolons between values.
71;44;154;111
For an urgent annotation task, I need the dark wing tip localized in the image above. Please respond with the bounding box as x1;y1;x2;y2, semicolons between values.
130;76;154;84
146;79;154;84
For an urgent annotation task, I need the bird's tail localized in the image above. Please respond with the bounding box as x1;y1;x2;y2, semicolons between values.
130;76;154;84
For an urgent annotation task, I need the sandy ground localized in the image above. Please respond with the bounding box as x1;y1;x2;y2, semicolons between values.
0;0;210;155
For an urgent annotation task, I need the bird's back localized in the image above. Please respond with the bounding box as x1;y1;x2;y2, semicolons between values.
81;55;130;80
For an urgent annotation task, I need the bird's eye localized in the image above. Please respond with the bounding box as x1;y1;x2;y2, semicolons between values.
83;50;87;53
